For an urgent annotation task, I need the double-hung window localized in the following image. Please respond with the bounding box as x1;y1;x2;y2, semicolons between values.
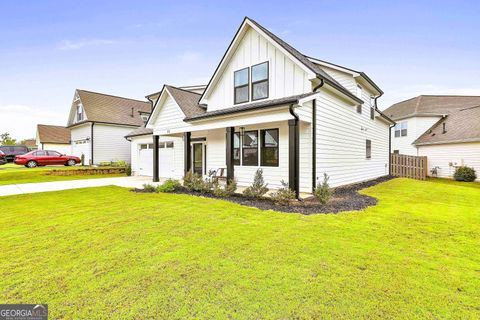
394;121;408;137
260;129;279;166
242;131;258;166
370;96;375;120
233;132;240;165
77;104;84;122
234;68;249;104
252;62;269;101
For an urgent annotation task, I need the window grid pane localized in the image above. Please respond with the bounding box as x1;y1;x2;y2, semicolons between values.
242;131;258;166
261;129;279;167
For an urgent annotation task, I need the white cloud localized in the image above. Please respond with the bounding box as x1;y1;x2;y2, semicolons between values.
0;105;66;140
177;51;201;63
58;39;118;51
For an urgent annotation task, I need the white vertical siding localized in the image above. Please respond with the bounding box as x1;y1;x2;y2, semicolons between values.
316;92;390;187
93;124;135;164
418;142;480;181
205;27;310;112
390;116;441;156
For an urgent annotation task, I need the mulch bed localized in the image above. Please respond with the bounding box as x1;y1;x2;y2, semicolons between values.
131;176;393;215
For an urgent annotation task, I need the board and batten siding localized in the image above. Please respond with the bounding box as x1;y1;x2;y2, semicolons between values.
93;124;135;164
390;116;441;156
315;92;390;187
418;142;480;181
205;27;310;112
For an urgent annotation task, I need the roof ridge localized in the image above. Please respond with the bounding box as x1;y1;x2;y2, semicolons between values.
77;89;149;104
166;85;201;95
304;55;361;73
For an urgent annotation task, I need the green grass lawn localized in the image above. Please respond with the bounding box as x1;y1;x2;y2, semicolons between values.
0;163;125;185
0;178;479;319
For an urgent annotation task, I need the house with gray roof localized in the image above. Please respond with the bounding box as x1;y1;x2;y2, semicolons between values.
67;89;151;165
138;17;393;196
384;95;480;180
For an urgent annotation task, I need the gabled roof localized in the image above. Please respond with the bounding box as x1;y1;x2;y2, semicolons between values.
414;106;480;145
37;124;70;144
166;86;204;118
185;92;317;121
384;95;480;120
125;126;153;138
23;139;37;148
69;90;151;127
199;17;363;106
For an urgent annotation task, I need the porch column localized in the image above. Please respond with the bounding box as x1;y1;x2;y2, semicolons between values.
184;132;191;175
153;135;159;182
288;119;299;198
225;127;234;183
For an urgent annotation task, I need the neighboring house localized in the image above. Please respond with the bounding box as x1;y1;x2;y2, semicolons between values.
67;89;151;165
22;139;38;151
384;95;480;180
36;124;71;154
143;17;393;196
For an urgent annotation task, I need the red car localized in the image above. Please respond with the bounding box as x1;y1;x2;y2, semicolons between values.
0;150;7;165
14;150;81;168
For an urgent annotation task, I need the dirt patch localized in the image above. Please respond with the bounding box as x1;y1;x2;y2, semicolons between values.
131;176;392;215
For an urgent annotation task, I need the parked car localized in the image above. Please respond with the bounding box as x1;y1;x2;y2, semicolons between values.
14;150;81;168
0;145;29;163
0;150;7;165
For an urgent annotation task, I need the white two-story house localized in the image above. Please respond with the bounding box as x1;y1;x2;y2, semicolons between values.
384;95;480;180
67;89;151;165
144;17;394;197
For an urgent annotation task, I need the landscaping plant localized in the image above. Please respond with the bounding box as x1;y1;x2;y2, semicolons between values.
142;183;157;193
126;163;132;176
157;179;181;193
270;180;296;205
453;166;477;182
243;168;269;198
183;170;208;192
314;173;332;204
213;179;238;197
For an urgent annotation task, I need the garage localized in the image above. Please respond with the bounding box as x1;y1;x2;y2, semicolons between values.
138;141;175;177
72;139;90;164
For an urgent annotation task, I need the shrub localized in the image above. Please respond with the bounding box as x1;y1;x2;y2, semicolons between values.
243;169;269;198
157;179;181;193
80;154;85;166
183;170;208;192
142;183;157;193
213;179;238;197
126;163;132;176
453;166;477;182
270;180;296;205
314;173;332;204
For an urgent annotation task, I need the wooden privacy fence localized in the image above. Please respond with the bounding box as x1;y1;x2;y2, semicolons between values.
390;153;428;180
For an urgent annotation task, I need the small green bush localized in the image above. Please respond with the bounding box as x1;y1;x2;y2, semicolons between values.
270;180;296;205
453;166;477;182
183;170;208;192
80;154;85;166
314;173;332;204
126;163;132;176
142;183;157;193
213;179;237;197
243;169;269;198
157;179;181;193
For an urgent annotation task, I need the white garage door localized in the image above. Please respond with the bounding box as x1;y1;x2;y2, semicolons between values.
138;141;175;178
72;140;90;162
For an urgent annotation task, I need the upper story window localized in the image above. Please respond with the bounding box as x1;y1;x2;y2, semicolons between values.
234;68;249;104
234;61;269;104
356;85;363;114
76;104;84;122
394;121;408;137
252;62;269;101
141;114;149;124
370;96;375;120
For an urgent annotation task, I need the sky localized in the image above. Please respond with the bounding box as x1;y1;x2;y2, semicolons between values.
1;0;480;140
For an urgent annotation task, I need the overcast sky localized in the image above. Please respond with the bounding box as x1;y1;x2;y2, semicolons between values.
1;0;480;140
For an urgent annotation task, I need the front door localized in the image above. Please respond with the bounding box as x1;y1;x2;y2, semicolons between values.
192;143;204;175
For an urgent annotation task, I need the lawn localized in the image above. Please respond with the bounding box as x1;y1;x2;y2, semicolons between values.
0;178;479;319
0;163;125;185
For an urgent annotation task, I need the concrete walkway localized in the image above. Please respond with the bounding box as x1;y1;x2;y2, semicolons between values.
0;176;163;197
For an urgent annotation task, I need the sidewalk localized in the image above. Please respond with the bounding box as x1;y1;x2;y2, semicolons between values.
0;176;162;197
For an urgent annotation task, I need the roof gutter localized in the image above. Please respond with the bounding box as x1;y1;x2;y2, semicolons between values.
311;78;324;192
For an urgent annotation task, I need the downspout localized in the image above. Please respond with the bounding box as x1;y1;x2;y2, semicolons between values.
311;78;324;192
374;94;392;176
91;122;94;165
288;104;300;199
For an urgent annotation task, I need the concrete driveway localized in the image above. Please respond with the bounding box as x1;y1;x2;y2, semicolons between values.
0;176;162;197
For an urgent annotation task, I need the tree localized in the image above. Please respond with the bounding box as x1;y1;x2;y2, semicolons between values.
0;132;16;145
